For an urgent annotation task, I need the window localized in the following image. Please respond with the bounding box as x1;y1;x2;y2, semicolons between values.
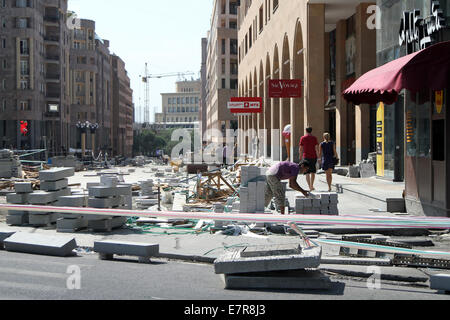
221;59;226;74
19;100;29;111
259;6;264;32
230;59;238;75
20;39;29;54
20;80;29;90
273;0;279;13
2;99;6;111
1;38;6;48
230;39;238;55
222;78;226;89
222;39;226;55
16;18;28;29
230;79;238;89
20;60;29;75
2;59;6;69
1;17;6;28
229;21;237;29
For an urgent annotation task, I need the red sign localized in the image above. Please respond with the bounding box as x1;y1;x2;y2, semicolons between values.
268;80;302;98
228;97;263;114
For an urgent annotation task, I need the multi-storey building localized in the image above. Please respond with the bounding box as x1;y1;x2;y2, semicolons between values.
0;0;71;155
205;0;239;139
200;37;208;139
155;79;201;130
237;0;376;163
111;54;133;158
68;18;113;154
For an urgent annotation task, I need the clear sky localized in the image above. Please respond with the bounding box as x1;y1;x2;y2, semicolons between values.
68;0;213;123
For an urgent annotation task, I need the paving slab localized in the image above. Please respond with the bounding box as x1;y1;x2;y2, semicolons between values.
430;274;450;293
214;245;322;275
241;244;302;258
57;217;88;233
39;168;75;182
3;232;77;257
94;240;159;262
223;269;333;290
0;230;16;249
56;195;87;207
6;193;29;204
40;179;68;191
14;182;33;194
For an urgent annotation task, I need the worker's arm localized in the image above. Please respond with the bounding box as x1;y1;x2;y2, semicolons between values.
333;143;338;158
289;177;309;197
299;145;304;161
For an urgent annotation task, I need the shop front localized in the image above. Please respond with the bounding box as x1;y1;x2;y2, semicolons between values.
343;40;450;217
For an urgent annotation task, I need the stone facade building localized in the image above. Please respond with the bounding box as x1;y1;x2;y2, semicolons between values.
237;0;377;163
205;0;239;140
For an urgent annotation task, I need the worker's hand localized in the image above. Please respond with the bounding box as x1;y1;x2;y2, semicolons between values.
302;191;310;198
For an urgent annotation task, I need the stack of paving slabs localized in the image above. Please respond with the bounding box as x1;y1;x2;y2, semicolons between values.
86;175;131;232
6;182;34;226
55;194;88;233
136;179;158;210
295;193;339;215
0;149;22;178
26;168;74;227
214;243;332;290
239;166;267;214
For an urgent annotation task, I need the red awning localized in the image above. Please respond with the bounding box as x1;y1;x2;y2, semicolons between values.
343;41;450;105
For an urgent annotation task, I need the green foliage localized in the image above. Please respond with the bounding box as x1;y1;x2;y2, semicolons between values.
133;128;194;157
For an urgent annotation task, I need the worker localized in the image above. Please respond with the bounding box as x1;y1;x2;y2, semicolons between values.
265;160;311;215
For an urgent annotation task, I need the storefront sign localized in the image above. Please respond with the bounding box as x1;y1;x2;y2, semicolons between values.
376;103;385;177
228;97;263;114
268;80;302;98
435;90;444;114
399;1;446;53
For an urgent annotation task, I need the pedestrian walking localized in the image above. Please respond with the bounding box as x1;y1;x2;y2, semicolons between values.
265;160;311;215
318;133;339;192
299;127;319;191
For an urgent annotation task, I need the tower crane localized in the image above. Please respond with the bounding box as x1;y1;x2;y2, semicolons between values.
140;63;196;124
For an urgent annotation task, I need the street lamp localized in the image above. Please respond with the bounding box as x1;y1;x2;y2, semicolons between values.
76;121;90;158
89;122;99;156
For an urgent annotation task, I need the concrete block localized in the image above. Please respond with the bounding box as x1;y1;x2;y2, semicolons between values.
100;175;119;187
88;218;113;232
39;167;74;182
57;217;88;233
223;270;332;290
430;274;450;293
88;196;121;208
214;246;322;275
3;232;77;257
29;213;58;226
0;230;16;249
40;179;68;191
27;191;58;205
6;193;29;204
6;214;28;226
94;240;159;260
387;198;407;213
14;182;33;194
57;195;87;207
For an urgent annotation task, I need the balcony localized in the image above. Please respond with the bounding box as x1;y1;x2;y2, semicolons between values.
45;73;60;82
45;92;60;100
45;55;60;64
44;36;60;44
44;16;59;23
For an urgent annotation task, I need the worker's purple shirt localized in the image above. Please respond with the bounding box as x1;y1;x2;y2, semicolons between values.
268;162;300;180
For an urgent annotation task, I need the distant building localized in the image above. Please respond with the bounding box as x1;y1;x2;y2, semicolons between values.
155;79;201;130
205;0;239;141
200;37;208;139
0;0;71;154
111;55;133;158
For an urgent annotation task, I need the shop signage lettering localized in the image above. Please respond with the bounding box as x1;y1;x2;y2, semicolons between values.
399;1;446;52
268;80;302;98
228;97;263;114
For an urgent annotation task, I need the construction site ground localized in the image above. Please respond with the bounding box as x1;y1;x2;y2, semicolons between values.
1;164;450;296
